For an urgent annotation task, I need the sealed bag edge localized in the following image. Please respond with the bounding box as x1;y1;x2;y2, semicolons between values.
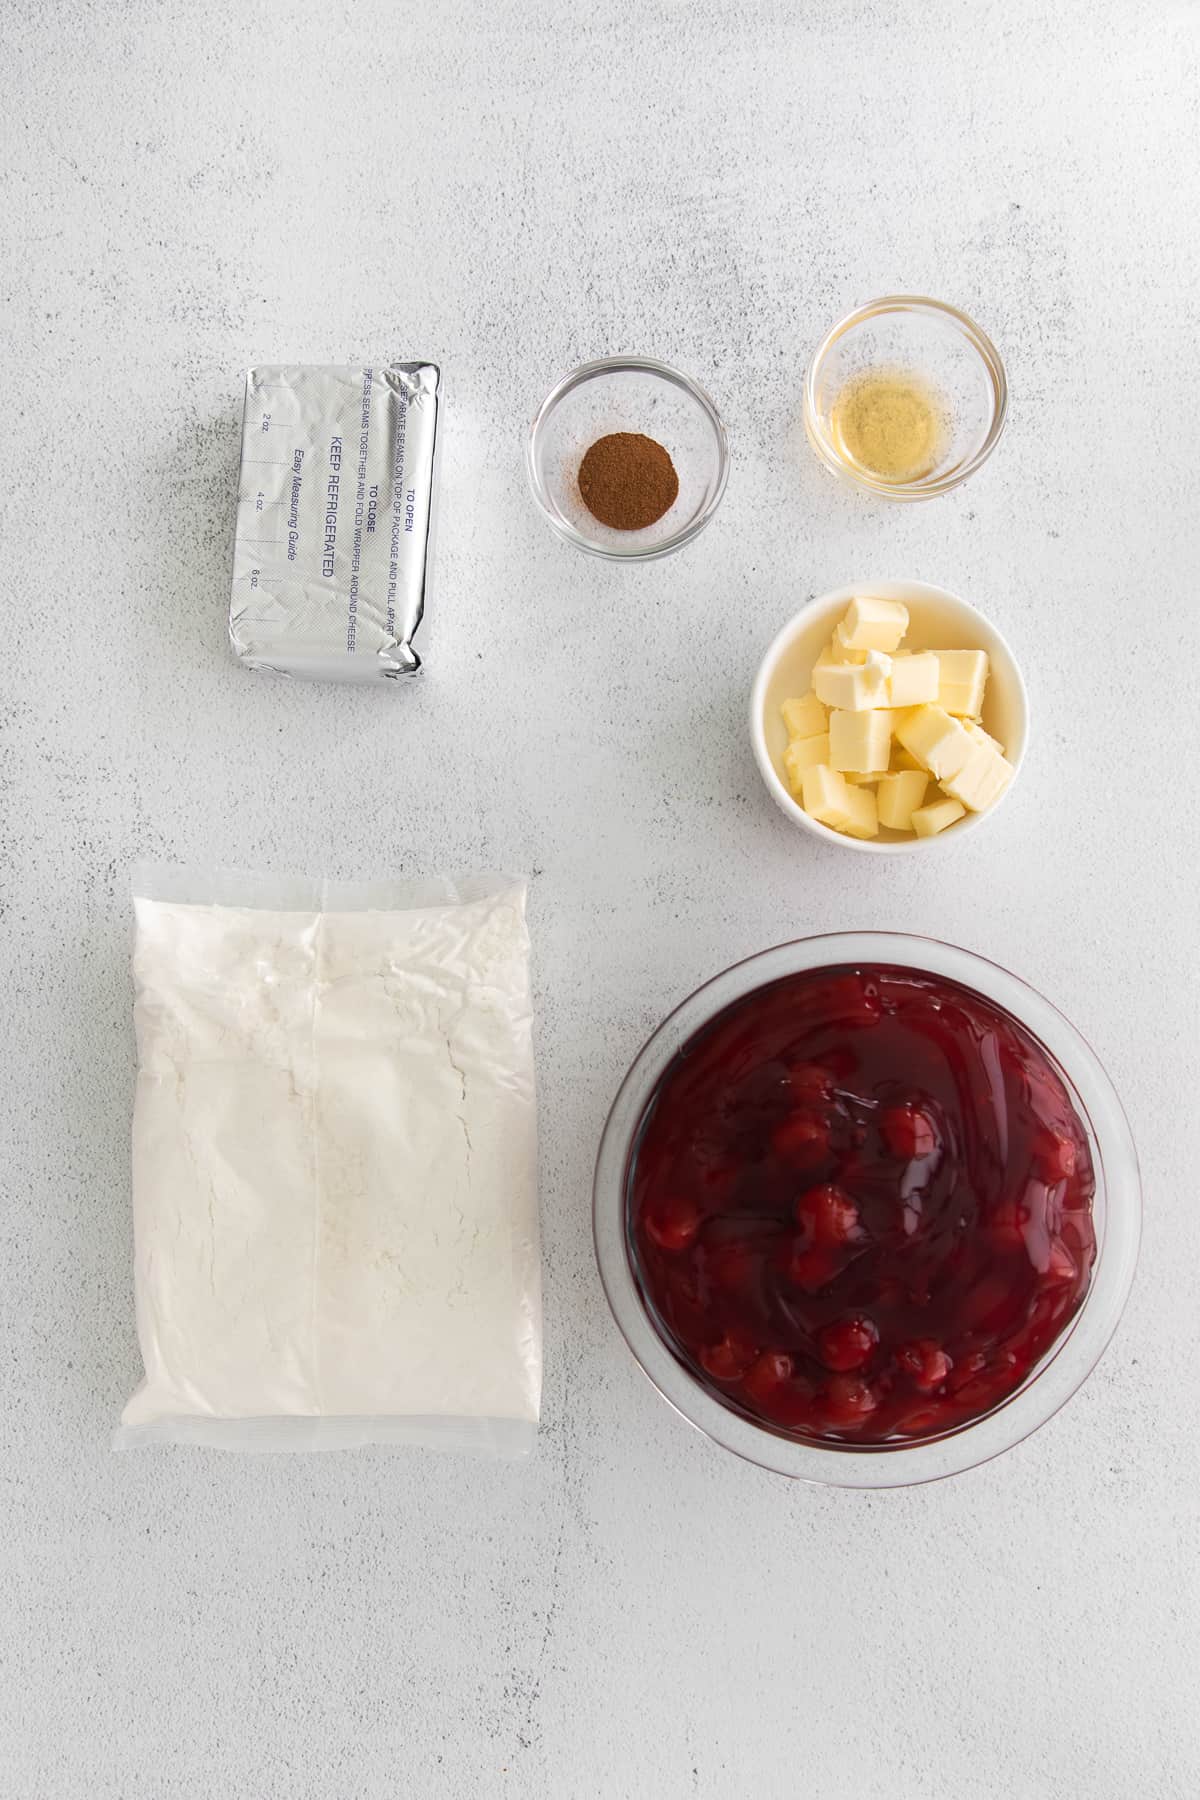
130;862;526;915
113;1414;537;1458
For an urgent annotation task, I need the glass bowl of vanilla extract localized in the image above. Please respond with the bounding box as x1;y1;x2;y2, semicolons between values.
804;297;1008;501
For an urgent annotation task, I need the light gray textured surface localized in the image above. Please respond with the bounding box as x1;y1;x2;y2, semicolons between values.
3;2;1199;1796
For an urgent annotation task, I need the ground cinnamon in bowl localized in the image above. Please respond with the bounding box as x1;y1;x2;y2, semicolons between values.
577;432;680;530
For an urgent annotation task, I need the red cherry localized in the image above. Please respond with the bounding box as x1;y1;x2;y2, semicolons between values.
892;1404;942;1438
1034;1129;1078;1181
947;1370;1014;1417
879;1103;938;1159
1023;1064;1068;1123
741;1351;816;1428
699;1331;758;1382
946;1350;987;1394
770;1112;830;1167
994;1179;1058;1272
796;1184;862;1247
742;1350;794;1405
815;975;882;1028
1043;1239;1077;1287
820;1374;879;1426
817;1315;879;1372
895;1339;953;1392
784;1061;834;1101
986;1197;1030;1250
643;1201;700;1251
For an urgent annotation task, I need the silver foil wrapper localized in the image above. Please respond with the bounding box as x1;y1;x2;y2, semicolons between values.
229;363;440;682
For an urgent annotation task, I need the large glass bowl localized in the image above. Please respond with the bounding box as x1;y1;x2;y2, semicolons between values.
593;933;1140;1488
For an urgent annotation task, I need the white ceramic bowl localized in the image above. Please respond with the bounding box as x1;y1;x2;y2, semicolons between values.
750;581;1029;854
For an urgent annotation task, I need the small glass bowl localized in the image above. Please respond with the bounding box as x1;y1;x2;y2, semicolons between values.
804;297;1008;500
527;357;729;561
593;933;1141;1488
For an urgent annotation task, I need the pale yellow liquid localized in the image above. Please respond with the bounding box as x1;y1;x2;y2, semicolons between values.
829;368;948;483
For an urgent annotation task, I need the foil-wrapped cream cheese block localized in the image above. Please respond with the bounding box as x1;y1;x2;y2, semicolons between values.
229;363;440;682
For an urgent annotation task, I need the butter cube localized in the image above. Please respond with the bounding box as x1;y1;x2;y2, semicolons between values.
940;743;1015;812
800;764;854;831
816;635;867;670
813;657;890;711
781;692;828;740
783;732;831;794
935;649;989;718
964;719;1005;756
911;795;967;838
886;651;940;708
893;704;974;782
877;769;929;830
800;765;878;837
831;623;869;664
838;596;910;653
829;708;892;774
840;783;879;839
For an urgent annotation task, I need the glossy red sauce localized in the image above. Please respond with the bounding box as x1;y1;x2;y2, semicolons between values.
630;965;1096;1445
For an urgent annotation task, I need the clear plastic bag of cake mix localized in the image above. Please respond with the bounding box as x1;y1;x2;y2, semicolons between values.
117;865;541;1455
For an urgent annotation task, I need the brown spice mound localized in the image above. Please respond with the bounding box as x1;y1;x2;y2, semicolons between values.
577;432;680;531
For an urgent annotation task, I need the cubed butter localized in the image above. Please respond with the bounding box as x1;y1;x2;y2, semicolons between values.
838;596;910;653
783;732;831;794
890;745;924;772
963;719;1004;755
876;769;929;831
911;795;967;838
817;634;867;668
781;692;828;740
813;657;890;711
830;624;869;665
935;649;989;718
839;782;879;839
886;651;940;708
829;707;892;774
798;609;1009;838
799;765;879;838
800;764;854;831
893;704;974;782
939;743;1015;812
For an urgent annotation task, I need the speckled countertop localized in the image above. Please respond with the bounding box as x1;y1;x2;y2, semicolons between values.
3;3;1198;1796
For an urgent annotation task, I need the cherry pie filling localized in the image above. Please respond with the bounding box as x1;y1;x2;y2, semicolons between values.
629;966;1097;1445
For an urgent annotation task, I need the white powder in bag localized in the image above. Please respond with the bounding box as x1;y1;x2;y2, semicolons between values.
118;870;541;1454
